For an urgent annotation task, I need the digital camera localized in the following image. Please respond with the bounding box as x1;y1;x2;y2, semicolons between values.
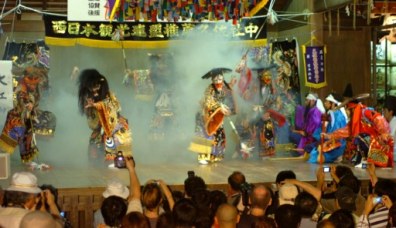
372;196;382;204
114;151;126;168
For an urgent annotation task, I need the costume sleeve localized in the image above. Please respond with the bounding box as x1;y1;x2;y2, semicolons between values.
305;109;322;136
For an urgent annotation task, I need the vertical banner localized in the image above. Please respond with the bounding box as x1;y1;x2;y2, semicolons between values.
0;61;13;129
303;45;327;88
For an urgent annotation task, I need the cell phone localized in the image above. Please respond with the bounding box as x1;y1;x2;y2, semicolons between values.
362;162;367;169
60;211;65;218
373;196;382;204
323;167;330;173
187;170;195;178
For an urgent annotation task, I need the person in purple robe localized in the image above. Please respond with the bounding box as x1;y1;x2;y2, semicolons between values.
289;93;325;156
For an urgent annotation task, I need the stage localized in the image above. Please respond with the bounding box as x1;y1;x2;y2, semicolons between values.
1;152;395;189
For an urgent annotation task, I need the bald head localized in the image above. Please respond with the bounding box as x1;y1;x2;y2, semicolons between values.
215;204;239;227
20;211;58;228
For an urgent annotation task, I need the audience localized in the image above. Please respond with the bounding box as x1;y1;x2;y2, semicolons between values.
94;179;130;227
237;184;272;227
121;211;151;228
294;191;318;227
172;198;197;227
6;150;396;228
274;204;301;228
0;172;42;228
328;209;355;228
100;195;128;227
227;171;247;213
141;179;174;227
20;210;62;228
214;203;239;228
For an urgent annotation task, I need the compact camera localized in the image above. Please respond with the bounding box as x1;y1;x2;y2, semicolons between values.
114;151;126;169
323;166;330;173
373;196;382;204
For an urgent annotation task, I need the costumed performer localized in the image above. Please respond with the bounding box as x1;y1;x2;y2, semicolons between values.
289;93;325;157
77;69;132;160
0;66;55;169
322;98;394;168
189;68;236;165
308;93;347;164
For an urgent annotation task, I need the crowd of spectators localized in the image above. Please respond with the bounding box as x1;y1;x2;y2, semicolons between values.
1;157;396;228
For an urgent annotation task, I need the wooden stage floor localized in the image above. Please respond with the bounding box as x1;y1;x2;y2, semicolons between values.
1;154;395;190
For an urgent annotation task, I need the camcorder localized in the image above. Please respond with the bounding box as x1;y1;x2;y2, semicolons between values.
240;182;253;207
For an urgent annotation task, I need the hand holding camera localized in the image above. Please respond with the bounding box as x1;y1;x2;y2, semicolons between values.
114;151;135;169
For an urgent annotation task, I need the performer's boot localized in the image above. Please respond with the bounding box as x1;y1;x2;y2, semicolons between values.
198;154;210;165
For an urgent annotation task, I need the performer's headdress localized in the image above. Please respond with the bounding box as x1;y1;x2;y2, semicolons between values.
77;69;110;114
201;68;232;79
343;83;353;99
202;67;232;90
305;93;317;101
325;94;341;106
306;93;326;114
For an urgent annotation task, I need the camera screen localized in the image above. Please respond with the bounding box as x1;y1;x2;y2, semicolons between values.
323;167;330;172
118;157;124;160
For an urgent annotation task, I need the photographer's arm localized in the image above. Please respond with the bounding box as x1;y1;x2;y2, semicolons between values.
284;179;322;201
125;156;141;202
43;189;61;216
366;163;378;188
158;180;175;211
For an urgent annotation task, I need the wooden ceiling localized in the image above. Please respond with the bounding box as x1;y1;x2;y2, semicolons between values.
0;0;391;33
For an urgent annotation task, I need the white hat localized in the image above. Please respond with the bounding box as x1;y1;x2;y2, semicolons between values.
325;94;340;105
6;172;42;194
306;93;317;100
278;183;298;206
102;180;129;199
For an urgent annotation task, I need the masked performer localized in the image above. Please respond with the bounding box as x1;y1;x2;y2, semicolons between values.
0;66;55;166
309;93;347;163
77;69;132;160
189;68;236;164
322;99;393;167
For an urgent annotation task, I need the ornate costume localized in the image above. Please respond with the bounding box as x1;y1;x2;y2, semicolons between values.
0;66;56;163
309;94;347;163
78;69;132;159
189;68;236;164
327;102;394;167
289;93;324;155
